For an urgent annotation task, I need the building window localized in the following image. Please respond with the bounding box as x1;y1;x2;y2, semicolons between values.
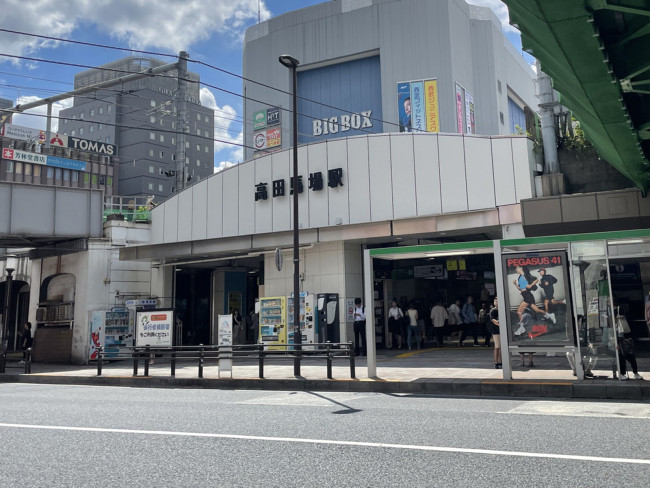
63;170;70;181
148;182;154;190
150;115;156;124
47;167;54;179
89;125;94;133
149;165;155;173
24;164;32;176
107;105;112;113
99;107;104;114
171;121;176;129
171;137;176;145
91;174;98;185
80;112;84;119
72;171;78;182
90;109;95;116
158;184;163;192
98;123;103;130
205;145;209;153
151;100;156;107
160;151;164;158
79;127;84;135
197;113;201;121
172;154;176;161
204;115;209;123
72;115;76;120
55;168;62;180
196;129;201;136
71;130;76;137
159;134;164;142
106;136;110;143
63;119;67;125
160;119;165;127
150;132;156;140
84;173;90;183
196;144;200;151
149;149;154;157
34;165;41;177
15;162;22;174
204;130;209;138
107;176;113;187
185;141;190;149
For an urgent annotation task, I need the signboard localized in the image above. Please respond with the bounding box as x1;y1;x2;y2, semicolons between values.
502;251;573;346
1;148;87;172
266;107;280;126
346;298;355;323
217;314;233;346
397;79;439;133
465;91;473;134
414;264;444;278
254;110;267;130
0;123;67;146
135;309;174;347
89;311;104;360
254;127;281;151
68;136;117;156
456;83;464;133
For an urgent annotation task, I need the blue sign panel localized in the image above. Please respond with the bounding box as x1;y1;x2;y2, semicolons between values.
297;56;382;144
47;155;87;172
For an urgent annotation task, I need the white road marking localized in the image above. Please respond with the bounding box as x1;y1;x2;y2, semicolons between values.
0;422;649;465
501;401;650;419
236;391;373;406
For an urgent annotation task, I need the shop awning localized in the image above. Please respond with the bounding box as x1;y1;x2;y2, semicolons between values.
503;0;650;193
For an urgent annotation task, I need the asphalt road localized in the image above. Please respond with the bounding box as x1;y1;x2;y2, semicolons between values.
1;385;649;487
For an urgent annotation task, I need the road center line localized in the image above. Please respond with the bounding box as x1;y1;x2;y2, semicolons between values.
0;422;648;465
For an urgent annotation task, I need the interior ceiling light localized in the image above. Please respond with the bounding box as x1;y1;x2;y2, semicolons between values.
424;250;474;258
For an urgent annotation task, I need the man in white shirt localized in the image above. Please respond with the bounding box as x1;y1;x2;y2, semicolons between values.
430;300;449;347
353;298;367;356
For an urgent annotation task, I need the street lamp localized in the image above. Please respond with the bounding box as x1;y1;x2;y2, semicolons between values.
1;256;16;373
278;54;301;377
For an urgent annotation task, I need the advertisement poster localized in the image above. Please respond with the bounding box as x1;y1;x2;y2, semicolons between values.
135;309;174;348
468;93;476;134
266;128;281;148
266;107;281;126
502;251;573;346
397;82;411;132
254;109;267;130
424;80;440;133
456;83;464;133
465;91;474;134
89;311;104;360
217;314;233;346
410;81;426;133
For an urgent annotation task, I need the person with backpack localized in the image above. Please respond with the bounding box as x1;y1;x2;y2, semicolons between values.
353;298;367;356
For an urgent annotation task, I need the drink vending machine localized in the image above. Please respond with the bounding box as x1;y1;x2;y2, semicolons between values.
258;296;287;350
287;293;316;349
317;293;339;344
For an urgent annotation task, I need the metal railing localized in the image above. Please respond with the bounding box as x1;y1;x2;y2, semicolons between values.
103;195;152;222
96;342;356;380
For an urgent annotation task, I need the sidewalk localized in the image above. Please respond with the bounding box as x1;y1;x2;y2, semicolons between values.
2;347;649;400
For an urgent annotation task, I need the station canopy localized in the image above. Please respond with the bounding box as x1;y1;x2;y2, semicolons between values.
503;0;650;193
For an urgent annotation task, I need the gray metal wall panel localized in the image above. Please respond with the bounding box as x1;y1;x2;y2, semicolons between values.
465;136;496;210
491;138;517;206
327;139;350;226
151;205;164;244
90;192;103;237
390;134;417;219
254;154;273;234
0;185;12;234
238;161;256;235
439;135;469;213
272;150;291;232
347;137;371;224
413;134;442;216
177;188;193;241
53;190;90;236
222;167;240;237
163;196;178;243
191;181;208;241
368;134;394;222
206;175;223;239
11;186;55;235
512;137;535;201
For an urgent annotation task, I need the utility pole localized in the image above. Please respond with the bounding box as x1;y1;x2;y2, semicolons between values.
537;60;559;174
175;51;189;193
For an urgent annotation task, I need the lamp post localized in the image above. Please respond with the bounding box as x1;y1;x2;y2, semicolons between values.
1;257;16;374
278;54;301;377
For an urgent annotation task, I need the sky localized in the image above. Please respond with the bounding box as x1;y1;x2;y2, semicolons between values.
0;0;527;174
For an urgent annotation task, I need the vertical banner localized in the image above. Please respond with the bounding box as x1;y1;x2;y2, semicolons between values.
410;81;426;133
397;82;412;132
424;80;440;133
468;92;476;134
502;251;573;346
465;91;473;134
455;83;464;133
217;314;233;377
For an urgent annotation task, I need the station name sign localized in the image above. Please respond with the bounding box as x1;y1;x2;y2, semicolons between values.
312;110;372;136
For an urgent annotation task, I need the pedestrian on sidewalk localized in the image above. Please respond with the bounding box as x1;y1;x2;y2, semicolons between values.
461;295;479;347
406;303;419;350
478;301;491;346
430;300;448;347
353;298;367;356
488;298;501;369
387;300;404;349
19;322;33;364
447;299;463;344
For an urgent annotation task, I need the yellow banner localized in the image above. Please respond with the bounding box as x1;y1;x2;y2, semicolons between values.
425;80;440;133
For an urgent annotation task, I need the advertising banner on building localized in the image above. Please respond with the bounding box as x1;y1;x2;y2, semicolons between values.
424;80;440;133
465;91;473;134
0;123;68;146
456;83;464;133
397;82;411;132
67;136;117;156
502;251;573;346
467;92;475;134
253;109;267;130
410;81;426;133
135;309;174;348
254;127;282;152
266;107;280;126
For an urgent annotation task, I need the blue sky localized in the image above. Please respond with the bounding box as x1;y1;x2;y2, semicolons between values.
0;0;527;172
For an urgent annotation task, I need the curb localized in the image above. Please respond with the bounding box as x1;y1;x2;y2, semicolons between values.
2;374;649;400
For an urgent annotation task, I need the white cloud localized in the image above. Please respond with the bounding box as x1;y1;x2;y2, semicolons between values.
11;95;73;133
214;161;235;173
466;0;518;33
0;0;271;62
200;87;244;157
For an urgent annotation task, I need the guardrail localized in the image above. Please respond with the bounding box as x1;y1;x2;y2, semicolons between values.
96;342;356;380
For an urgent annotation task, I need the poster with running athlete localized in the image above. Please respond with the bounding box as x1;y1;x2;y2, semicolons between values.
502;251;574;346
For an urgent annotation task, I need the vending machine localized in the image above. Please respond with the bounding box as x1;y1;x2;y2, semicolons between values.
258;296;287;349
89;308;131;360
287;293;316;349
317;293;339;343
